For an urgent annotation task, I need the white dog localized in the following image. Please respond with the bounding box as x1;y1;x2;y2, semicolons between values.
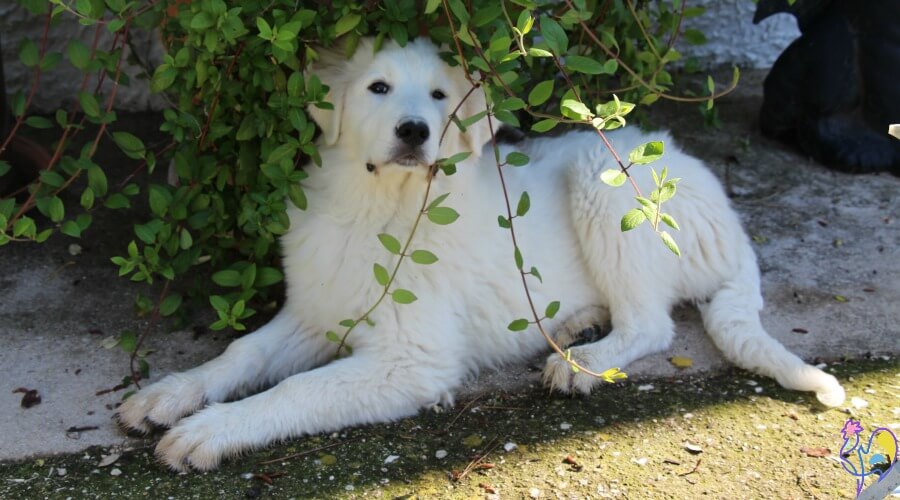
117;38;845;471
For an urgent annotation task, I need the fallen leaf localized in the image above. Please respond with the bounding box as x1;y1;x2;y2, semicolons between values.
670;356;693;369
319;454;337;466
479;482;497;494
97;453;121;468
13;388;41;408
791;328;808;334
800;447;830;458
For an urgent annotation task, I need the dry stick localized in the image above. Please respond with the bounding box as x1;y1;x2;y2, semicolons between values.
259;439;352;465
483;107;618;381
452;439;500;482
442;395;483;433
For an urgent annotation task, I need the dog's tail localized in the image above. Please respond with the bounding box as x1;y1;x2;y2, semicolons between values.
698;246;845;407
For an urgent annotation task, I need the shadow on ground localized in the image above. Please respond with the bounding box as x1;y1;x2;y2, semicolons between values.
0;358;896;498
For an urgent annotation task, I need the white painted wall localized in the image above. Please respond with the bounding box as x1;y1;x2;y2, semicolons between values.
1;1;799;112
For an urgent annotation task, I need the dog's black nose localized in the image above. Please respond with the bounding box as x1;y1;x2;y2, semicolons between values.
396;121;429;147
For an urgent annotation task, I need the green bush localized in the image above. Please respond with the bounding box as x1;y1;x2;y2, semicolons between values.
1;0;733;386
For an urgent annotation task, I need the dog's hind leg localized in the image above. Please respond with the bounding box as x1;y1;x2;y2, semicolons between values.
117;310;332;433
543;294;676;395
697;250;845;407
153;348;460;471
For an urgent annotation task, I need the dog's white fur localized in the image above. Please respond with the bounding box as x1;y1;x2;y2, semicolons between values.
117;38;845;471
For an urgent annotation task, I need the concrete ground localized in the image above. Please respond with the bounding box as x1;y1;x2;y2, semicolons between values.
0;69;898;496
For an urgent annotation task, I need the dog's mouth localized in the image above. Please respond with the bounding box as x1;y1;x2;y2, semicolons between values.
386;148;429;168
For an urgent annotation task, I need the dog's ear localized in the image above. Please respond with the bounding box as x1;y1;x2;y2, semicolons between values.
448;65;490;159
306;45;349;146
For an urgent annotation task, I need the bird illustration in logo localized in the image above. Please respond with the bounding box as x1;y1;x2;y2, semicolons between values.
839;418;899;496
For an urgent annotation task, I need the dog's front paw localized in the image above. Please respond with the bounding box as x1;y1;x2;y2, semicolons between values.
155;405;245;472
116;374;207;433
542;350;605;395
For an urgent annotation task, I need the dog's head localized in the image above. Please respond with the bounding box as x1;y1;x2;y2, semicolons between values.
307;38;488;172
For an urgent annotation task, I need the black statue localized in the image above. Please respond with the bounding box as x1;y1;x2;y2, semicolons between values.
754;0;900;174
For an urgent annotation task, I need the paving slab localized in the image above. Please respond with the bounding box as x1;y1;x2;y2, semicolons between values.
0;69;898;463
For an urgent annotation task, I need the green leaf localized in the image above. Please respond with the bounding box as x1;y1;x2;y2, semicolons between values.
104;193;130;209
561;99;592;120
660;231;681;257
373;263;390;286
440;151;471;166
160;294;183;316
427;193;450;211
289;184;307;210
620;208;647;231
118;331;137;353
514;247;523;269
530;266;542;283
112;132;145;159
255;267;284;287
334;13;361;36
628;141;664;165
683;29;707;45
19;39;39;68
256;17;272;38
241;264;257;290
527;47;553;58
378;233;402;255
46;196;64;223
565;55;605;75
424;0;441;14
212;269;241;287
545;301;560;319
508;318;530;331
527;80;554;107
391;289;417;304
599;168;627;187
25;116;53;129
190;11;216;30
516;10;534;35
660;213;680;231
410;250;438;265
179;228;192;249
427;206;459;225
80;187;95;210
496;97;526;111
516;191;530;217
77;91;101;118
0;160;10;177
539;15;568;55
531;119;558;133
505;152;530;167
61;220;81;238
325;330;341;343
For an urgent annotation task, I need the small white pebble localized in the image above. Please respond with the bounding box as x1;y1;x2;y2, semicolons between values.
57;468;67;477
633;457;648;466
68;244;82;256
683;413;694;420
345;485;354;491
435;449;448;459
594;416;606;425
240;473;254;480
109;468;122;477
864;389;876;394
851;397;869;409
746;380;758;386
529;487;541;498
560;422;572;430
384;455;400;464
754;387;763;393
638;384;655;391
756;424;767;431
504;442;518;452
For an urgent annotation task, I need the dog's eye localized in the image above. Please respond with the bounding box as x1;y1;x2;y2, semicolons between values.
368;81;390;94
431;89;446;100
